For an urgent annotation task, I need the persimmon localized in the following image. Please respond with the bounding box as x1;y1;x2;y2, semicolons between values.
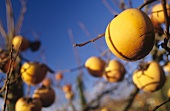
20;62;48;85
65;91;74;100
163;62;170;73
151;3;170;24
62;84;72;93
55;72;63;81
85;56;105;77
132;61;166;92
12;35;30;51
42;78;51;87
103;59;126;82
32;86;55;107
15;97;42;111
105;8;155;61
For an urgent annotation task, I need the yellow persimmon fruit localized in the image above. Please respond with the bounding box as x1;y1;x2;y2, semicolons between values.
103;59;126;82
105;8;155;61
132;61;166;92
32;86;55;107
42;78;51;87
85;56;105;77
21;62;48;85
65;91;74;100
62;84;72;93
167;88;170;97
55;72;63;81
12;35;30;51
163;62;170;73
101;108;108;111
151;3;170;24
149;14;163;36
15;97;42;111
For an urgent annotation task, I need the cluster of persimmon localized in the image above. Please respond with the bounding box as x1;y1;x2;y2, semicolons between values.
84;2;170;93
104;3;170;61
10;35;56;111
15;62;55;111
62;84;74;100
150;3;170;35
85;56;126;82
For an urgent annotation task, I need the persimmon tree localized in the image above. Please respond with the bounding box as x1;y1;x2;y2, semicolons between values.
1;0;170;111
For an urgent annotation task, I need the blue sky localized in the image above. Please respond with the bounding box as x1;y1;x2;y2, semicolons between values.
0;0;152;110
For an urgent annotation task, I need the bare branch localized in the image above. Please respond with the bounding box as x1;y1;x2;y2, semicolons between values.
0;20;7;39
15;0;27;35
6;0;14;39
73;33;105;47
138;0;157;10
152;98;170;111
102;0;119;15
83;85;119;111
128;0;133;8
161;0;170;39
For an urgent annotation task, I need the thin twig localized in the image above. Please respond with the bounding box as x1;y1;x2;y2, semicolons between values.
161;0;170;39
138;0;157;10
0;20;7;39
152;98;170;111
83;85;119;111
128;0;133;8
6;0;14;45
78;22;103;53
58;65;85;74
73;33;105;47
2;45;14;111
102;0;119;15
15;0;27;35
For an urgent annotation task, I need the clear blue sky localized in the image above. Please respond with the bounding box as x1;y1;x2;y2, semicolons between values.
0;0;150;110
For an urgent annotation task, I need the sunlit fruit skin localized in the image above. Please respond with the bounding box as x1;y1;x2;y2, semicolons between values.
55;72;63;81
151;3;170;24
149;15;163;36
21;62;48;85
132;61;166;92
62;84;72;93
167;88;170;97
12;35;30;51
65;91;74;100
163;62;170;73
105;8;155;61
103;60;126;82
15;97;42;111
85;56;106;77
42;78;51;87
32;86;55;107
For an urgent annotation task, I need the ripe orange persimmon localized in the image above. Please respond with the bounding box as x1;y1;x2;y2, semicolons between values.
149;15;163;36
62;84;72;93
32;86;55;107
85;56;105;77
163;62;170;73
151;3;170;24
55;72;63;81
42;78;51;87
103;59;126;82
132;61;166;92
12;35;30;51
167;88;170;97
105;8;155;61
65;91;74;100
15;97;42;111
20;62;48;85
